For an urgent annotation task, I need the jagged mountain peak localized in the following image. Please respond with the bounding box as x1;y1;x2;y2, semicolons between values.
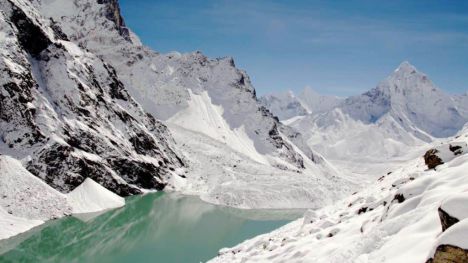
334;62;466;138
394;60;417;73
381;61;434;94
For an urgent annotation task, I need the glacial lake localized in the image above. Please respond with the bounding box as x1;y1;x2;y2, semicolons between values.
0;193;303;263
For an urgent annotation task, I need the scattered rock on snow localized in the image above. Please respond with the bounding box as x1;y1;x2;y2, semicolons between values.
424;149;444;169
438;207;460;232
427;245;468;263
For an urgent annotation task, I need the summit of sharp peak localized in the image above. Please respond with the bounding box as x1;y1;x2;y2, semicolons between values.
387;61;432;86
394;61;418;73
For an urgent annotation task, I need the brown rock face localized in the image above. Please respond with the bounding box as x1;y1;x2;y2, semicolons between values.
438;207;460;232
424;149;444;169
427;245;468;263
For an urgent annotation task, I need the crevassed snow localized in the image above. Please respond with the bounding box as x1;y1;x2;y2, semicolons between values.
210;131;468;263
67;178;125;214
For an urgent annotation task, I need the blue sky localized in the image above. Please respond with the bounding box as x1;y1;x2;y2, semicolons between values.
119;0;468;96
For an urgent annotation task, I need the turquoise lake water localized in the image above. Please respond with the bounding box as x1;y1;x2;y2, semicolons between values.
0;193;302;263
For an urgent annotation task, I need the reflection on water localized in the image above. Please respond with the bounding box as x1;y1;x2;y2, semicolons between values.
0;193;300;263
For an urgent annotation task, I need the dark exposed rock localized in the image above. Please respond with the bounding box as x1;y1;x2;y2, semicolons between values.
129;132;161;155
424;149;444;169
96;0;131;41
449;144;463;156
9;3;52;57
393;193;405;203
26;143;141;196
108;158;166;190
438;207;460;232
357;207;368;215
49;18;69;41
427;245;468;263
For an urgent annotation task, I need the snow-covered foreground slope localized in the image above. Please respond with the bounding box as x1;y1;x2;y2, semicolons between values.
210;131;468;263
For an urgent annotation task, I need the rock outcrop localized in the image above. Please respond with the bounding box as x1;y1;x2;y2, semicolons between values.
427;245;468;263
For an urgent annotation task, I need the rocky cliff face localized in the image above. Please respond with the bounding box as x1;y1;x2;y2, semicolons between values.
0;0;184;196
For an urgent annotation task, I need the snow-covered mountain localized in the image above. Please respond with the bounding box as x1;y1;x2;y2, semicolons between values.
259;87;343;121
0;0;184;196
0;0;351;224
24;0;352;208
211;129;468;263
338;61;466;139
32;0;333;170
280;62;468;177
259;90;309;120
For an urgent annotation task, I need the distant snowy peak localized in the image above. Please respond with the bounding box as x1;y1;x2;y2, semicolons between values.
341;61;467;138
259;87;342;121
259;90;309;120
298;86;343;115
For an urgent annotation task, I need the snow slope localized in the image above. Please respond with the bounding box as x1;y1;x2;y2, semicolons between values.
168;124;352;209
0;155;70;240
0;155;71;221
67;178;125;214
210;130;468;263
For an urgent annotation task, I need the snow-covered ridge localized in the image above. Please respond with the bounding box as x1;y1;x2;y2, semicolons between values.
21;0;354;211
31;0;330;172
210;130;468;263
